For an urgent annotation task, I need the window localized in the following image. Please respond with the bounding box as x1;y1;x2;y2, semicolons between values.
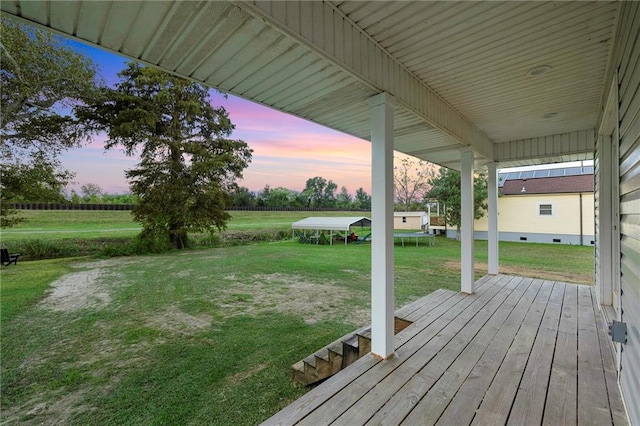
539;204;553;216
402;216;407;223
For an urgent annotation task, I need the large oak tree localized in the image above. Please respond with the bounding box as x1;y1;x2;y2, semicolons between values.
0;18;99;226
78;63;252;248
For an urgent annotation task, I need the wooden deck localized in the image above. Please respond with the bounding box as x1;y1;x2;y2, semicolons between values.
263;275;628;425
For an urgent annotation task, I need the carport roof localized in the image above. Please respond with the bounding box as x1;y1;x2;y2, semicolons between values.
292;217;372;231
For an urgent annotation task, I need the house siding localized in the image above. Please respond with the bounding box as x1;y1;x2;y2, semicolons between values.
459;231;593;246
393;213;428;231
474;193;595;243
617;3;640;423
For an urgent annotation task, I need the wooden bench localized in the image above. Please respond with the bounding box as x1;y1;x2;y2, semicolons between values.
1;248;19;266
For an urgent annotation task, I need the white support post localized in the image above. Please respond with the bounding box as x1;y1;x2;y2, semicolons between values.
370;92;395;359
487;162;499;275
460;148;475;294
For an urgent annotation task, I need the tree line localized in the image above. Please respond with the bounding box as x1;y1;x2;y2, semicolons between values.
232;176;371;210
59;179;370;210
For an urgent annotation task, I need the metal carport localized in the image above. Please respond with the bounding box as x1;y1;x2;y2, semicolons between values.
292;217;371;245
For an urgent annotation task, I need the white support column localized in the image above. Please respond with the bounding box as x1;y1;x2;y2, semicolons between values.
370;92;395;359
487;162;499;275
460;148;475;294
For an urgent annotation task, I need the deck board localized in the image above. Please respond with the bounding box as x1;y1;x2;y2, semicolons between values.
297;277;510;426
262;275;628;426
577;285;613;425
434;277;541;426
543;283;579;425
397;277;536;425
471;279;553;425
356;276;527;425
507;281;565;425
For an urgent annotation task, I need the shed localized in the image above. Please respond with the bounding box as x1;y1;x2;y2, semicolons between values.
292;217;372;245
394;212;429;231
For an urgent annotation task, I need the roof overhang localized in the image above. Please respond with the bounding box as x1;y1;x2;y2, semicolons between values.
1;1;620;170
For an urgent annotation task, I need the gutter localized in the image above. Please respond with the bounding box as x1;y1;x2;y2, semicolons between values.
580;192;583;246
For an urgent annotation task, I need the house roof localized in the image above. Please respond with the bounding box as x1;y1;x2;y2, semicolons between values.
501;174;594;195
291;217;372;231
498;166;594;188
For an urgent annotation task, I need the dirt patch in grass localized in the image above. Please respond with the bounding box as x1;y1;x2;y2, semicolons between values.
40;269;112;312
4;388;94;426
219;273;370;326
443;260;592;284
71;258;140;269
40;258;155;313
147;305;212;336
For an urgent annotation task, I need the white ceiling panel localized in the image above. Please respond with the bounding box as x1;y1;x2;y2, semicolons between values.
1;0;621;169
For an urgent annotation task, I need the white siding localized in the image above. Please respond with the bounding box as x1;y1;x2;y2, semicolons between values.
614;3;640;424
475;193;594;238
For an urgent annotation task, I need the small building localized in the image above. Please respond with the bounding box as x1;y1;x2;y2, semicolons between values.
454;167;595;245
394;212;429;231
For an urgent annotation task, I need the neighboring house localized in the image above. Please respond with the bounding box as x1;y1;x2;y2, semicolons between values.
393;212;429;231
450;167;595;245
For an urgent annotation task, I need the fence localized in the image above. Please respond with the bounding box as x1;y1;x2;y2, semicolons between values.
11;203;135;211
10;204;369;212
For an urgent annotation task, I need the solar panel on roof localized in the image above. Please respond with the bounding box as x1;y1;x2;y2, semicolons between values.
498;166;593;184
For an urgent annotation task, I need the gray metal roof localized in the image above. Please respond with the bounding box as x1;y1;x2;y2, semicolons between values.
292;217;372;231
498;166;594;188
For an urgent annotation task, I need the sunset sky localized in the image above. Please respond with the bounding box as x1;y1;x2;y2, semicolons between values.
61;41;376;195
59;40;584;196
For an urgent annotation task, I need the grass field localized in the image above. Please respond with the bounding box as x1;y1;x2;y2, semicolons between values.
0;210;595;424
0;210;361;242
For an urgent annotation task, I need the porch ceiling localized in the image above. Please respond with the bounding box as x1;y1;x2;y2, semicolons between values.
1;1;619;169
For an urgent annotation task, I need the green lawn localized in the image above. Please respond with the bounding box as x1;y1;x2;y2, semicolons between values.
0;210;362;242
0;210;594;424
0;210;140;241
